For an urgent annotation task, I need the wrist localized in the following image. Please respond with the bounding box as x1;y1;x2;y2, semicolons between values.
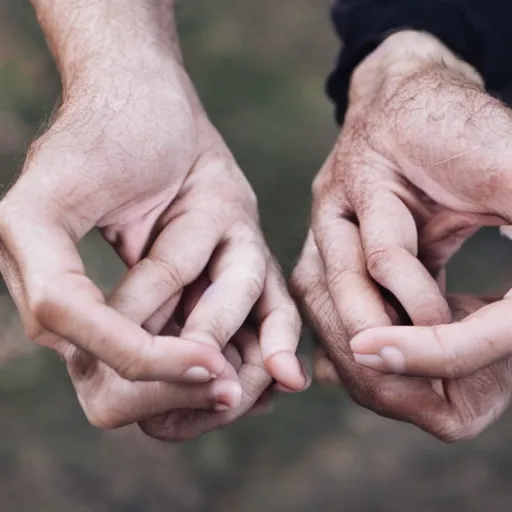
350;30;484;105
32;0;181;92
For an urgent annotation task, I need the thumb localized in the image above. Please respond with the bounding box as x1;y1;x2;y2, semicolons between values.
349;296;512;379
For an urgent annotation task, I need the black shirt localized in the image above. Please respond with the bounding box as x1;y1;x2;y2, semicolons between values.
328;0;512;124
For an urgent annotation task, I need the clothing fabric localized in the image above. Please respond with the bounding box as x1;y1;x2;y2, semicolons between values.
328;0;512;123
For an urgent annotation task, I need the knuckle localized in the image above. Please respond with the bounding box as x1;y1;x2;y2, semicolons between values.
431;418;467;444
353;383;391;410
349;385;374;409
194;324;227;347
184;319;230;347
325;265;350;290
23;321;45;344
147;255;185;292
366;248;393;280
311;172;327;200
240;271;265;300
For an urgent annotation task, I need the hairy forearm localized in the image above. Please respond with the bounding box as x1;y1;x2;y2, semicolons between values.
31;0;182;89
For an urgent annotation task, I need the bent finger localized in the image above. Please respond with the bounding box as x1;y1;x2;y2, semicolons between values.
139;326;269;441
358;190;451;326
180;235;266;349
291;233;454;438
255;258;305;391
72;362;243;429
109;211;223;326
312;205;391;338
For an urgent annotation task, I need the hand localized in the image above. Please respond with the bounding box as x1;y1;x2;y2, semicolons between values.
313;291;512;441
69;274;275;440
0;54;304;430
305;29;512;382
293;232;512;442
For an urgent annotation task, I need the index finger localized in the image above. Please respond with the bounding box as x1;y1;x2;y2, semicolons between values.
357;190;451;326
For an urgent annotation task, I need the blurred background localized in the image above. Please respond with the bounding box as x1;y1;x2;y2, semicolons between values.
2;1;512;511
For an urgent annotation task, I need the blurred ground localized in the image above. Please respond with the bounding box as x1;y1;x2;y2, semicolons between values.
2;1;512;511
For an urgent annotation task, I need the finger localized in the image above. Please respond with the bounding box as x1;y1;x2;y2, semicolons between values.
419;211;485;277
292;232;385;380
272;355;312;393
311;205;392;338
70;359;243;429
180;235;266;350
143;274;211;336
181;273;210;322
7;221;226;384
223;343;243;372
292;233;454;438
358;190;451;326
108;211;223;326
350;296;512;378
142;293;182;335
254;258;305;391
139;326;271;442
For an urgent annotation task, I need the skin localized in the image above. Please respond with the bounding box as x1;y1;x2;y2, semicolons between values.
313;293;512;442
0;0;306;440
292;30;512;441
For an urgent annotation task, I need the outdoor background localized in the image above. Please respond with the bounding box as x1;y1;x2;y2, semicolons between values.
2;1;512;511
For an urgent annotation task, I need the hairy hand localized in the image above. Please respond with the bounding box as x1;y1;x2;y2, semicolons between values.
294;231;512;442
295;30;512;401
0;57;304;435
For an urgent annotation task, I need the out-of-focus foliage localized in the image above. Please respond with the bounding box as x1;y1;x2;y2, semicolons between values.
2;1;512;511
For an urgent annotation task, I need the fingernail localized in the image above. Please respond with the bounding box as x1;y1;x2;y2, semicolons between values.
353;346;406;374
182;367;214;383
214;403;230;412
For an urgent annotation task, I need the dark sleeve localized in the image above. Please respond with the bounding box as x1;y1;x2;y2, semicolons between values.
327;0;512;125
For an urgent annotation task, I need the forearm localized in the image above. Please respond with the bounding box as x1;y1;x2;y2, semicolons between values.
327;0;512;124
31;0;182;90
